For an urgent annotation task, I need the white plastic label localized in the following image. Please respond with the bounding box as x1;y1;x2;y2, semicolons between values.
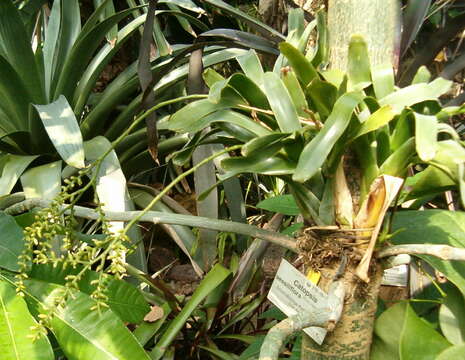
382;264;408;287
267;259;328;344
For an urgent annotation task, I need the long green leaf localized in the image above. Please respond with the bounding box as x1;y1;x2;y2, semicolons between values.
151;264;231;360
263;72;301;133
0;212;26;272
279;42;318;86
400;303;451;359
391;210;465;295
20;161;62;200
0;0;44;103
236;50;265;87
414;112;437;162
379;78;452;114
353;105;395;139
33;96;85;169
293;92;363;182
439;285;465;345
0;281;54;360
0;155;38;197
18;278;151;360
84;136;147;272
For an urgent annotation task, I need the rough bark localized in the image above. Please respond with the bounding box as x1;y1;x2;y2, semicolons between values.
327;0;401;71
300;261;383;360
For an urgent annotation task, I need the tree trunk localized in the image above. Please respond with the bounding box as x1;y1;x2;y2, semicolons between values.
327;0;401;71
299;1;401;359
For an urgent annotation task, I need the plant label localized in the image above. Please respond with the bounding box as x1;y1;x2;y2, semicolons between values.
268;259;328;344
382;264;408;287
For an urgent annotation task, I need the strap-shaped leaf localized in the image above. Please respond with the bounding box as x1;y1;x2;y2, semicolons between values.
372;64;395;99
20;161;62;200
151;264;231;360
279;42;318;86
0;212;26;272
236;50;265;87
293;92;363;182
353;105;395;139
263;72;301;133
0;1;44;104
33;96;85;169
379;78;452;114
414;112;437;162
0;281;54;360
0;155;38;197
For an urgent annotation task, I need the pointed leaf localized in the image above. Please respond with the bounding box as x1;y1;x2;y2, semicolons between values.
263;72;301;133
400;303;451;360
256;195;300;216
391;210;465;295
236;50;265;87
354;106;395;139
34;96;85;168
414;112;437;162
279;42;318;86
439;285;465;345
0;212;26;272
0;155;38;197
293;92;363;182
20;161;62;200
0;281;54;360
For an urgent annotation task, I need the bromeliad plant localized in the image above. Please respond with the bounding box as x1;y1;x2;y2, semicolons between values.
165;33;465;358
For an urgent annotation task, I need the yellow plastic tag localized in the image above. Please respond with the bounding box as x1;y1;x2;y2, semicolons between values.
306;269;321;284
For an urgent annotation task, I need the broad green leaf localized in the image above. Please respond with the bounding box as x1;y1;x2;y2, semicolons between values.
282;69;307;116
263;72;301;133
279;42;318;86
391;210;465;295
379;78;452;114
354;105;395;138
439;285;465;345
166;109;271;137
19;278;151;360
306;78;338;118
347;35;371;90
242;133;288;158
221;156;295;177
84;136;147;271
28;263;150;324
0;56;31;132
414;112;437;162
236;50;265;87
0;1;44;104
371;302;406;360
228;74;269;109
411;66;431;84
436;343;465;360
256;194;300;216
151;264;231;360
20;161;62;200
0;212;26;272
0;281;54;360
379;138;415;176
34;96;85;168
0;155;38;196
293;92;363;182
400;303;451;360
403;165;456;200
133;303;171;346
372;64;395;99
